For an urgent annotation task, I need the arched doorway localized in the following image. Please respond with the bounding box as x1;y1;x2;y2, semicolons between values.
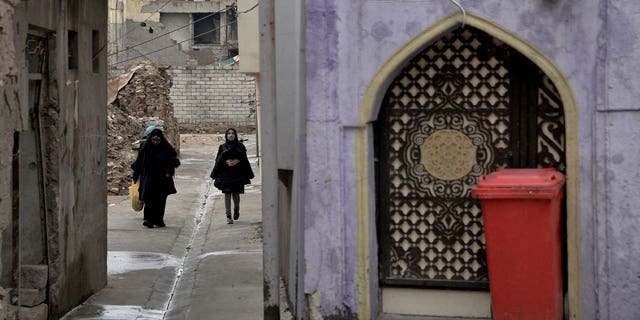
355;14;580;319
373;26;565;317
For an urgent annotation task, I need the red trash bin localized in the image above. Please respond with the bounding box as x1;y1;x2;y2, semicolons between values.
471;168;565;320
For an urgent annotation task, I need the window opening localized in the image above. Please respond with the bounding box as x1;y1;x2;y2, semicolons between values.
92;30;100;73
68;30;78;69
193;12;220;45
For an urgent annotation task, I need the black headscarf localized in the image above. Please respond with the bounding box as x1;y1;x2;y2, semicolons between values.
132;128;180;193
210;127;254;191
141;129;177;160
218;127;246;158
224;127;240;145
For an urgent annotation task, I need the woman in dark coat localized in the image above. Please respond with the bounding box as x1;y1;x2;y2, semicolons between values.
210;128;254;224
131;128;180;228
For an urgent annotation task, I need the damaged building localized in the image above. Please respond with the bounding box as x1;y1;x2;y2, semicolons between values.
109;0;257;132
106;61;181;195
0;1;108;319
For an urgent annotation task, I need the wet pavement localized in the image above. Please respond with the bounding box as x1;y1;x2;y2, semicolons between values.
61;135;263;320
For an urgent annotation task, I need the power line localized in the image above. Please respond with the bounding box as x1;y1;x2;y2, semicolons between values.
238;2;259;14
119;0;175;40
113;18;238;66
109;6;231;57
107;2;259;65
100;0;176;62
109;2;258;58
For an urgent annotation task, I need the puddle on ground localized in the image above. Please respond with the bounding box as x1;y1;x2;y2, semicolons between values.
197;248;262;260
108;251;181;275
62;304;164;320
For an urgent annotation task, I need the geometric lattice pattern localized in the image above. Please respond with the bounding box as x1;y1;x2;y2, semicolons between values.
537;73;566;171
379;28;516;288
378;27;567;289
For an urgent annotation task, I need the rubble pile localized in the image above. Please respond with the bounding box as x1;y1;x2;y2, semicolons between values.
107;61;180;195
106;104;145;194
115;61;180;149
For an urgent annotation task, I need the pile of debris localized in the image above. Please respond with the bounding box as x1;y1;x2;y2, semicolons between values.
107;61;180;195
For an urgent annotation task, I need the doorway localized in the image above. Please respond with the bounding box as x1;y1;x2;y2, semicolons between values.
373;26;566;317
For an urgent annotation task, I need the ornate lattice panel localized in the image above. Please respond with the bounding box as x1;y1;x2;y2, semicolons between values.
377;27;566;290
377;28;515;288
537;73;565;171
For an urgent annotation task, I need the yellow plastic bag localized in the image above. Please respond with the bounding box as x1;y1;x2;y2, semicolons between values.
129;181;144;212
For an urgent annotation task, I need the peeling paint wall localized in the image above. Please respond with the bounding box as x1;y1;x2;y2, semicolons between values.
263;0;640;319
1;0;29;318
0;3;21;317
2;0;109;318
47;1;109;315
108;0;126;66
0;2;21;228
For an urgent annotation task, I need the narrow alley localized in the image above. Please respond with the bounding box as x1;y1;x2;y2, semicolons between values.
61;134;263;320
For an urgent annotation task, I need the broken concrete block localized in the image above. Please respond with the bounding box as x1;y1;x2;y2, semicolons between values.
6;303;19;320
19;288;45;307
20;265;48;290
18;303;47;320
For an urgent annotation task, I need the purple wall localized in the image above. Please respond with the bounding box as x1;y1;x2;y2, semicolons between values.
301;0;640;318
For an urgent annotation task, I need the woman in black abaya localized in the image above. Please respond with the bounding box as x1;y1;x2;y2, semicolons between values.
210;128;254;224
131;128;180;228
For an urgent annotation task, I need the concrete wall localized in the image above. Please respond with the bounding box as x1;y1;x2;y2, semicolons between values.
145;0;222;14
0;8;24;318
111;16;224;67
113;0;234;66
260;0;640;319
238;0;259;73
270;0;307;317
1;0;108;318
159;13;193;52
108;0;126;67
593;1;640;318
126;0;159;22
275;0;302;170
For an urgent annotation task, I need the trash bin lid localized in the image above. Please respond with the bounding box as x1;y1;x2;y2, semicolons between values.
471;168;565;199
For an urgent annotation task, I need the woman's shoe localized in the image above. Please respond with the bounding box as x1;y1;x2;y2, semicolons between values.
227;218;234;224
233;210;240;220
143;220;154;228
155;222;166;228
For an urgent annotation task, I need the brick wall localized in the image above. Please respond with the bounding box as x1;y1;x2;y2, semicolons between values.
169;65;257;128
110;64;257;130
